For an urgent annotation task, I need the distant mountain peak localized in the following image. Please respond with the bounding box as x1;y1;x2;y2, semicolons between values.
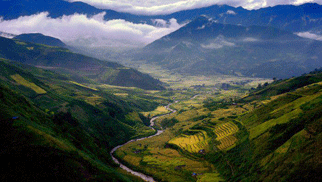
135;16;322;79
0;31;16;39
14;33;67;48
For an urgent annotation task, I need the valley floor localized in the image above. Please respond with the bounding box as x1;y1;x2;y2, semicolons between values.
112;77;268;182
113;72;322;182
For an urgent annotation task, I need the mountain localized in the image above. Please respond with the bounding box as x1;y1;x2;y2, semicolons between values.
14;33;67;48
0;0;128;20
133;16;322;79
154;3;322;34
0;36;164;90
0;57;163;181
1;1;322;35
0;31;16;39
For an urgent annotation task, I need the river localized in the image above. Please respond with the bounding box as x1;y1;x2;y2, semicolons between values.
110;102;177;182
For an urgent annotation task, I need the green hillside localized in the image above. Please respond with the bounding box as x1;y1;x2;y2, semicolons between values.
14;33;67;48
0;84;138;182
198;72;322;181
0;58;170;181
114;70;322;181
0;37;164;90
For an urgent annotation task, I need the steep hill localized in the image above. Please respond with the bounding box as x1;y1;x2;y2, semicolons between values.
14;33;67;48
208;71;322;181
0;58;167;181
0;36;164;90
154;69;322;181
134;16;322;79
0;84;139;182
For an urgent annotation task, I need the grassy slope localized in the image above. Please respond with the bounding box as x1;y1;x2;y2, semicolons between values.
0;84;141;182
0;59;170;181
204;72;322;181
115;71;322;182
0;36;164;90
0;59;164;146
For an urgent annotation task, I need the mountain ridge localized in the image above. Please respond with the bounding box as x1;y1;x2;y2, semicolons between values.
133;15;322;79
1;1;322;35
14;33;67;48
0;36;165;90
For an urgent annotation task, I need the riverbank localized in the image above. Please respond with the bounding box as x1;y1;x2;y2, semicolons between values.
110;102;177;182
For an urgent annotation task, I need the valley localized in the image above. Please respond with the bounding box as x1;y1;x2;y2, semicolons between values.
1;1;322;182
112;79;258;182
2;46;322;181
112;70;322;182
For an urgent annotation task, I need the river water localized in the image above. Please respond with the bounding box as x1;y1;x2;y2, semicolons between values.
110;102;177;182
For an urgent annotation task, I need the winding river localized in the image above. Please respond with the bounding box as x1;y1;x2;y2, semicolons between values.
110;102;177;182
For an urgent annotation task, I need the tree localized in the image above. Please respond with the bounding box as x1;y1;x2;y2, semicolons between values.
273;77;277;82
257;83;262;89
263;82;269;87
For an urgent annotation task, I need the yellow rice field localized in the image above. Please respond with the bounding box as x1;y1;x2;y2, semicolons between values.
214;122;239;150
11;74;47;94
169;131;209;153
69;81;98;91
214;122;239;140
217;135;238;150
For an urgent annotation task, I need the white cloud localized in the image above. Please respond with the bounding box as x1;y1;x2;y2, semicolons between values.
151;19;168;27
293;0;315;5
242;37;259;42
201;36;235;49
0;12;182;48
66;0;322;15
296;32;322;41
226;10;237;15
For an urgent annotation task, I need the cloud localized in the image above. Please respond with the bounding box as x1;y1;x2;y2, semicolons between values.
242;37;260;42
296;32;322;41
201;36;235;49
226;10;237;15
151;19;168;27
0;12;182;48
66;0;322;15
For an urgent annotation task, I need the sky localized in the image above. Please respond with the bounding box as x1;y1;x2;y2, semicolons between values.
66;0;322;15
0;0;322;49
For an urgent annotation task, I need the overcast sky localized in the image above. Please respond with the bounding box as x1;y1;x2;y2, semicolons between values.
67;0;322;15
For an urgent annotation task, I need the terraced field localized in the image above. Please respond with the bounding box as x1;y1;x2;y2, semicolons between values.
214;122;239;140
217;135;238;150
11;74;47;94
167;121;240;152
214;122;239;150
141;106;171;118
169;131;209;153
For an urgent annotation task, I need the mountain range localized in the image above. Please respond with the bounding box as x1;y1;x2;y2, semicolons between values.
2;1;322;79
133;16;322;79
1;1;322;35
